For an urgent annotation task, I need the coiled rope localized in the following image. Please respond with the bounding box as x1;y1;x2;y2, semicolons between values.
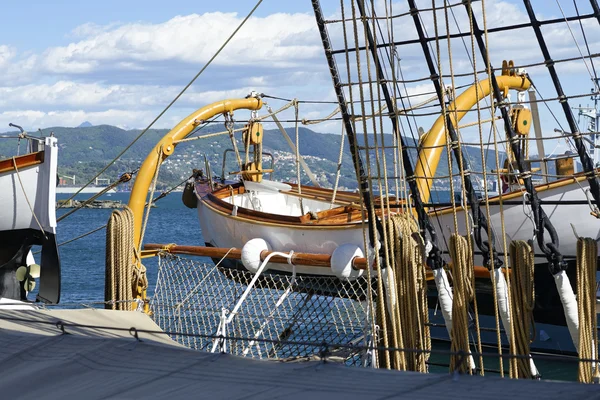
377;214;430;372
448;234;475;374
105;207;147;311
576;237;599;383
508;240;536;379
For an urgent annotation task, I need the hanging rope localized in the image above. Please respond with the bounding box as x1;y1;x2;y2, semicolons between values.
378;214;430;372
576;237;600;383
12;157;47;238
225;113;243;170
330;124;346;207
508;240;536;379
105;207;146;311
448;234;475;374
59;0;263;206
294;100;305;214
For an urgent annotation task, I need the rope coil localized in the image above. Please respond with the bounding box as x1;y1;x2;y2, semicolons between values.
376;214;430;372
106;207;147;311
508;240;537;379
576;237;600;383
448;234;475;374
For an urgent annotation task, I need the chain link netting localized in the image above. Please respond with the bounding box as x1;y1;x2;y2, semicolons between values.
150;254;373;366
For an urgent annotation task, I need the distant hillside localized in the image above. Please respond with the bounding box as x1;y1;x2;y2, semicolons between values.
0;124;504;190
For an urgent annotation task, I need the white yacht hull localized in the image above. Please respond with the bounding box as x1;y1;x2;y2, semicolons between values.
435;179;600;265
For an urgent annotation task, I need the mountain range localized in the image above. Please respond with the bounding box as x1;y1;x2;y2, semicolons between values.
0;124;506;191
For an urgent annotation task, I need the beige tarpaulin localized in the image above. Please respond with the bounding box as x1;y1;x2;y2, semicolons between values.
0;308;593;399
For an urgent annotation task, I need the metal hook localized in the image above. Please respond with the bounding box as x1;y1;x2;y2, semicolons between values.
129;327;143;342
55;321;69;335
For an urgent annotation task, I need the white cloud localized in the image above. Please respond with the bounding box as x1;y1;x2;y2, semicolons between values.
0;1;597;137
0;109;157;130
41;12;322;76
0;45;15;68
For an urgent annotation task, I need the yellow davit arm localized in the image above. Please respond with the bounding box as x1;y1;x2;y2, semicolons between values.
128;97;263;248
415;75;530;203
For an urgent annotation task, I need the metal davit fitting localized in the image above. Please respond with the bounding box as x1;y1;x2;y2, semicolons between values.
128;96;263;250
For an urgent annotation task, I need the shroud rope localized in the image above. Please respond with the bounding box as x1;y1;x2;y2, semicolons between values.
576;237;600;383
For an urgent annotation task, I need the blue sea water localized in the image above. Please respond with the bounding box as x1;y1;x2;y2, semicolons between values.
54;191;202;304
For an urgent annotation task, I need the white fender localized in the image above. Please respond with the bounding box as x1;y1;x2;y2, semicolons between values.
241;238;271;274
331;244;364;281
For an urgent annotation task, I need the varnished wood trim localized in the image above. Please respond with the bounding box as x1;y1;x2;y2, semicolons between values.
206;192;304;224
430;170;596;216
0;151;44;175
200;195;366;229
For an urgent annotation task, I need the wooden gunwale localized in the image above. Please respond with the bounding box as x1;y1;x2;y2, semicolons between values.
0;151;44;175
199;181;394;226
143;243;493;279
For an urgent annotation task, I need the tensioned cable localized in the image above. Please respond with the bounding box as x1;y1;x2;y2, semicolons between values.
573;0;598;83
555;0;599;91
57;0;263;209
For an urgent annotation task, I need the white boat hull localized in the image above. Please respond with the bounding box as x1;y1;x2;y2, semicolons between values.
0;137;61;303
199;178;599;274
56;186;116;194
436;179;600;265
0;137;58;234
198;199;366;275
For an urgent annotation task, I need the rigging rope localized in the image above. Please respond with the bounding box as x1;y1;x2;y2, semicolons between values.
330;124;346;207
294;101;303;213
58;0;263;207
264;102;321;187
12;157;47;238
467;0;507;377
508;240;537;379
576;237;600;383
57;171;134;222
105;207;146;311
225;113;243;170
337;0;378;369
345;0;389;369
448;234;476;374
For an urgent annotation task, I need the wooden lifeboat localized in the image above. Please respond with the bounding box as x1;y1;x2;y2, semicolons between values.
196;179;396;276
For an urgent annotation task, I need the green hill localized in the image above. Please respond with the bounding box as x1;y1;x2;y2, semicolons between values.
0;124;503;191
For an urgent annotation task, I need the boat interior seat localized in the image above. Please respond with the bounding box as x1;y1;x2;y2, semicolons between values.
299;204;359;224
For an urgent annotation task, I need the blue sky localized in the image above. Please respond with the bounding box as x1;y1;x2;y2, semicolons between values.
1;1;319;49
0;0;598;159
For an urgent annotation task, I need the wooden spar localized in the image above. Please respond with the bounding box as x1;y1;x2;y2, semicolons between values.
128;97;263;249
144;243;367;269
0;151;44;175
143;243;493;279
